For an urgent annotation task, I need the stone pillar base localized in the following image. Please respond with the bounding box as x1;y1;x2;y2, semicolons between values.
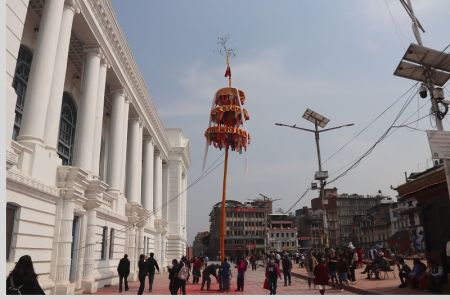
81;280;98;294
54;282;75;295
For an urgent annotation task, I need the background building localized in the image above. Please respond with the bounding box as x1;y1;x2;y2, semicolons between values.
209;199;271;260
311;188;339;247
295;206;326;249
5;0;189;294
267;214;298;253
336;193;385;246
192;231;210;257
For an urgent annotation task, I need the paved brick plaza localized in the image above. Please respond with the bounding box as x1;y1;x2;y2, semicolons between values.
96;263;352;296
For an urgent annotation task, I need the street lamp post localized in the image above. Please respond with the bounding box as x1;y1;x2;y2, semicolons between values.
395;0;450;199
276;108;354;247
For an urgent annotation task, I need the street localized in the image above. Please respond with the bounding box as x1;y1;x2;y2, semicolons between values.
96;263;352;295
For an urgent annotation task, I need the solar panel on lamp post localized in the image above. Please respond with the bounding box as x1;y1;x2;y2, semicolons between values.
275;109;354;243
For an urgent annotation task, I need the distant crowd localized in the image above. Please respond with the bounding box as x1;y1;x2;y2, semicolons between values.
6;245;448;295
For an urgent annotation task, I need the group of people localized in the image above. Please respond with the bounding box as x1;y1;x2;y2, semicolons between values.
117;252;160;294
398;257;445;294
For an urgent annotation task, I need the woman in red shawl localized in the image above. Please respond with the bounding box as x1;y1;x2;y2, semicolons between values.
192;257;203;284
313;258;329;295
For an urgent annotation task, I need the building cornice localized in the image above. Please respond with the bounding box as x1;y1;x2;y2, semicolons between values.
83;0;169;160
7;170;60;203
169;147;191;171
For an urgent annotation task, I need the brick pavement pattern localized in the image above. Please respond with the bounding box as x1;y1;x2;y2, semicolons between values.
96;263;352;295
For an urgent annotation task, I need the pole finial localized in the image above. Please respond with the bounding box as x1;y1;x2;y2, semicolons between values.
216;34;236;87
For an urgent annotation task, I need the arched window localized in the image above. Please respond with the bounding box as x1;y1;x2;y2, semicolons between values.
12;45;33;140
58;93;77;165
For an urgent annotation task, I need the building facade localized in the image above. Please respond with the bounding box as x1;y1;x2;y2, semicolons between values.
192;231;209;258
295;206;326;249
311;188;339;247
267;214;298;253
5;0;189;294
336;193;384;246
209;199;271;260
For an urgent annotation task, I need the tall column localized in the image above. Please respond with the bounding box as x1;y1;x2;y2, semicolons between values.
120;100;130;193
154;152;163;218
161;163;169;220
17;0;65;145
81;201;100;294
142;137;154;211
137;225;144;256
91;58;109;177
106;90;126;191
53;197;75;294
125;118;141;202
72;47;102;172
44;0;80;151
182;175;187;238
137;123;144;205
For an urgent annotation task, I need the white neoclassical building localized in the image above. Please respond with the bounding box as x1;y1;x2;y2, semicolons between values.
5;0;190;294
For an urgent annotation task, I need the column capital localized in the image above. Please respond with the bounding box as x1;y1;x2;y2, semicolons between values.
83;199;101;211
143;135;154;144
111;88;127;99
64;0;81;14
100;56;111;69
83;46;102;58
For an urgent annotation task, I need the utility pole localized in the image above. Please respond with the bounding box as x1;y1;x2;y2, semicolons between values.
276;108;354;248
396;0;450;199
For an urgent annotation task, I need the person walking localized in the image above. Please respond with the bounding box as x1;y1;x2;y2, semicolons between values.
235;257;247;291
250;255;257;271
192;257;202;284
6;255;45;295
137;254;147;295
168;259;180;295
337;256;350;290
176;256;189;294
281;254;292;286
327;250;339;288
145;252;159;292
265;255;282;295
349;248;358;284
201;264;219;291
304;251;318;289
117;254;130;293
314;258;329;295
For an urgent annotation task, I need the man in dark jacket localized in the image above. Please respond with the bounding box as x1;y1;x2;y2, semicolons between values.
282;255;293;286
117;254;130;292
146;252;160;292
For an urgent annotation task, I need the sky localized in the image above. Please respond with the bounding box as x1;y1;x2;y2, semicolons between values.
110;0;450;244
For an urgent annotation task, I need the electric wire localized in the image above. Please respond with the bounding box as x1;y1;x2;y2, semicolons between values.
323;83;418;164
73;152;226;253
326;84;418;185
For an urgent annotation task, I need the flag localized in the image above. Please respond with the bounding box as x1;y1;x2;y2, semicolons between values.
224;65;231;78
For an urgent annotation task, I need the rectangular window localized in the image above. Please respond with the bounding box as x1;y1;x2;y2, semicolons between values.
109;228;115;260
101;226;108;260
6;204;17;261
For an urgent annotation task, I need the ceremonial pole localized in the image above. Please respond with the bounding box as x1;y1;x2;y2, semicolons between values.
204;35;250;263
